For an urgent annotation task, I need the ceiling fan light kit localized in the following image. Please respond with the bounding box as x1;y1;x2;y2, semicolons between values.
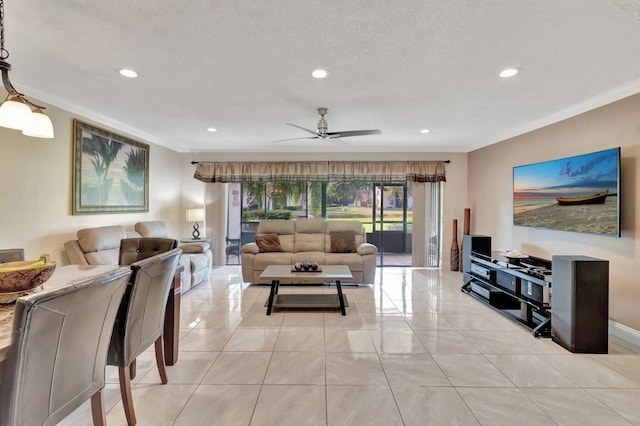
274;107;381;144
0;0;54;138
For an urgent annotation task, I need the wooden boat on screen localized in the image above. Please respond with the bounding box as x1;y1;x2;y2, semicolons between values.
556;189;608;206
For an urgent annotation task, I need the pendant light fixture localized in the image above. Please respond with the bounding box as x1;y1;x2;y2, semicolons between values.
0;0;54;138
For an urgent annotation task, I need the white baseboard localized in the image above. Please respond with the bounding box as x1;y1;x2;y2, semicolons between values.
609;320;640;348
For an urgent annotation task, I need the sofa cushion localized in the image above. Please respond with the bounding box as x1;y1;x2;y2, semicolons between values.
180;242;210;253
189;251;212;272
295;233;325;252
292;252;326;264
295;218;326;233
325;253;365;271
255;234;283;252
257;220;295;235
326;221;365;246
85;249;120;265
330;230;356;253
253;252;293;270
135;221;168;238
77;225;127;253
278;234;295;252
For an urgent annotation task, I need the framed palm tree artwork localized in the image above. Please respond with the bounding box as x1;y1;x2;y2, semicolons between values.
72;119;149;214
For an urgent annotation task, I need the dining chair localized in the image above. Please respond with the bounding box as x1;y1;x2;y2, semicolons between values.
118;237;179;376
0;248;25;263
225;237;241;263
0;267;131;426
107;248;181;426
118;237;178;266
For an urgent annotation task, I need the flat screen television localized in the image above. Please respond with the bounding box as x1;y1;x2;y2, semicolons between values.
513;147;620;237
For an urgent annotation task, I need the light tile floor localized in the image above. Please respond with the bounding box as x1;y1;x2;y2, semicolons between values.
60;267;640;425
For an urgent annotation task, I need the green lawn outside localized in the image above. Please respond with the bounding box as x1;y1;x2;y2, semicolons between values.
242;206;412;233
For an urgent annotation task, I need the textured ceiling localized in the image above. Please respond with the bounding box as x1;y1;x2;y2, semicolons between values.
6;0;640;153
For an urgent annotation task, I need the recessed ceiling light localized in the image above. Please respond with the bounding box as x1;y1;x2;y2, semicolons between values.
420;129;430;134
312;69;329;79
206;127;217;132
119;68;138;78
499;67;518;78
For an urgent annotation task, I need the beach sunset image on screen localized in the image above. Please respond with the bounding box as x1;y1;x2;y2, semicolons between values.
513;147;620;236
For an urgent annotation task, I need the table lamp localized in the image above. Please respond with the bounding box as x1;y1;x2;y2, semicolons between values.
186;208;205;239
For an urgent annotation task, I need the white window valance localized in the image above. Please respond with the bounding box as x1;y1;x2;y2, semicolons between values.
194;161;446;183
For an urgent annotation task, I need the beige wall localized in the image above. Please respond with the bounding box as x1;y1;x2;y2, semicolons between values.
468;94;640;331
0;101;184;264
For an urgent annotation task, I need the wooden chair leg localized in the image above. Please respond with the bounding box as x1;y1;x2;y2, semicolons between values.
118;366;137;426
129;358;137;380
91;389;107;426
154;336;168;384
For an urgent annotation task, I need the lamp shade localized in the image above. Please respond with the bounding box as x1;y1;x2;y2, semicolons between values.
22;108;55;138
0;94;32;130
186;208;205;222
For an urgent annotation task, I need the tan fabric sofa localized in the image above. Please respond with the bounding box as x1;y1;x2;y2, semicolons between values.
64;221;212;293
241;218;378;284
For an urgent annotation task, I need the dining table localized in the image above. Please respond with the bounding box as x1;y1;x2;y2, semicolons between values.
0;263;182;370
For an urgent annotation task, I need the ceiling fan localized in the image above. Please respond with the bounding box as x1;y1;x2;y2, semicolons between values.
273;107;382;144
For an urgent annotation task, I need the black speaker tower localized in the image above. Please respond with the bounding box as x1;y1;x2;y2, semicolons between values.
551;255;609;353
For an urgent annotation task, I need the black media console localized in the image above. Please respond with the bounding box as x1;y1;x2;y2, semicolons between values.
461;235;553;337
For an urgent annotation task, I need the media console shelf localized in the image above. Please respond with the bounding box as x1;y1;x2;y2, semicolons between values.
461;235;552;337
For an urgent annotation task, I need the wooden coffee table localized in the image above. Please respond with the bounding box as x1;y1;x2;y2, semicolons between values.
260;265;352;316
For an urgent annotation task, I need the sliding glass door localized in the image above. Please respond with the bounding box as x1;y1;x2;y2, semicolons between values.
227;180;416;266
368;183;411;266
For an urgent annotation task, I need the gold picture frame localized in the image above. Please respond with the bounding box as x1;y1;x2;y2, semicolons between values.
72;119;149;214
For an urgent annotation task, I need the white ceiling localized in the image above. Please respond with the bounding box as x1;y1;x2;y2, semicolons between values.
7;0;640;153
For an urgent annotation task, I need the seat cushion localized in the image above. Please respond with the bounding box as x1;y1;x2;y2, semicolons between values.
324;253;364;271
253;253;293;270
292;251;326;264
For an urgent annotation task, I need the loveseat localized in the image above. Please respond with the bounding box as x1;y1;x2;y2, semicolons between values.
241;218;378;284
64;221;212;293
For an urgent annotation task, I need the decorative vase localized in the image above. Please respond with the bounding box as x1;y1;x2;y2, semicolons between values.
459;208;471;271
450;219;459;271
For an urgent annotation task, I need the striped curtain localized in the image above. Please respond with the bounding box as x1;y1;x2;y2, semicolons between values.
194;161;447;183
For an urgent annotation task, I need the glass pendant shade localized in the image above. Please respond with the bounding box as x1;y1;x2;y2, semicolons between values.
22;107;55;138
0;94;32;130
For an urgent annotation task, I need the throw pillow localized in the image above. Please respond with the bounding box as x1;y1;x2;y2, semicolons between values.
330;230;356;253
255;233;283;252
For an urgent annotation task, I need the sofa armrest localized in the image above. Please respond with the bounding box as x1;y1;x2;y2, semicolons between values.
180;242;209;253
64;240;90;265
242;243;259;254
356;243;378;255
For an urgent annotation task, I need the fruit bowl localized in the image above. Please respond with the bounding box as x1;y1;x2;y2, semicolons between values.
0;255;57;303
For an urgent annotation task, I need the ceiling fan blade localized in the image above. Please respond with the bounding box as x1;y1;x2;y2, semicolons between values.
286;123;319;136
325;129;382;138
327;138;347;145
272;136;318;142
